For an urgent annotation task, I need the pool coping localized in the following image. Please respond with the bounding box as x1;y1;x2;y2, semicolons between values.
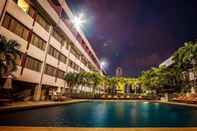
0;99;89;112
90;99;197;108
0;99;197;113
156;101;197;108
0;100;197;129
95;99;197;107
0;126;197;131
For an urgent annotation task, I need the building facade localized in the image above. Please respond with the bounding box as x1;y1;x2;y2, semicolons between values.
0;0;102;100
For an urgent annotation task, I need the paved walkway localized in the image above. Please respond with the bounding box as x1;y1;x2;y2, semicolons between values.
0;127;196;131
0;99;88;112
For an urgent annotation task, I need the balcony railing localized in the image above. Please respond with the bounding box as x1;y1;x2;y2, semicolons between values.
48;0;62;16
47;0;100;70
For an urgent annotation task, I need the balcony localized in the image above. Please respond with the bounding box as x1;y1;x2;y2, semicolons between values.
46;0;100;70
47;0;62;16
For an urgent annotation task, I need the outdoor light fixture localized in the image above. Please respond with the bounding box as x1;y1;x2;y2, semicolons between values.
100;58;109;70
72;13;86;30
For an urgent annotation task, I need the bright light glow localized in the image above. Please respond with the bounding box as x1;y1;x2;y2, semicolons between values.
100;58;109;70
72;13;86;30
17;0;30;13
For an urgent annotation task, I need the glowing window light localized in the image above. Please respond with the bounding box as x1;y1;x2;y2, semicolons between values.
17;0;30;13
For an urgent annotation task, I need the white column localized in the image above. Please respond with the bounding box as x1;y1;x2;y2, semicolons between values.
33;26;53;101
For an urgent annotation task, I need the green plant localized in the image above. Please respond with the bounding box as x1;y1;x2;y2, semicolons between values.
0;35;20;77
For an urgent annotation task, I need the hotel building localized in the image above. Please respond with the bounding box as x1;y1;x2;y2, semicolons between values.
0;0;103;100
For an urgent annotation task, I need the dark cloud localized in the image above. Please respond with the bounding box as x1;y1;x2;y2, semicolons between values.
67;0;197;77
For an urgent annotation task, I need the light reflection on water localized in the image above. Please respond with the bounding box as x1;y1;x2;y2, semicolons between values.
0;101;197;127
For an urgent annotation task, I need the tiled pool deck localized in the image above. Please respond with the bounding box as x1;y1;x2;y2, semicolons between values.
0;127;197;131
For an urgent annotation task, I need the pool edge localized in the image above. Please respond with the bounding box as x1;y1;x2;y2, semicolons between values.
0;126;197;131
0;99;90;112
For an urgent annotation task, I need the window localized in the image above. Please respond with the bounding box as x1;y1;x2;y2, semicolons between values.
16;0;35;18
70;45;80;59
36;14;50;32
52;30;64;45
68;59;73;68
25;56;42;72
45;64;56;76
31;33;46;50
68;59;79;71
57;69;65;79
2;13;30;41
59;53;67;64
81;56;87;66
2;13;11;29
48;0;62;15
63;39;71;50
16;52;22;65
22;28;29;40
15;22;23;36
17;0;30;13
48;45;59;59
28;6;35;18
9;17;17;32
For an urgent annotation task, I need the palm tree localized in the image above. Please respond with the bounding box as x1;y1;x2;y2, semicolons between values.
85;72;103;97
80;72;90;96
108;77;118;95
76;72;91;97
77;72;85;94
102;76;111;95
0;35;20;77
64;72;78;97
173;41;197;71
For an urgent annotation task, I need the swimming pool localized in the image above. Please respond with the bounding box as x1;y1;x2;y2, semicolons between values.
0;101;197;127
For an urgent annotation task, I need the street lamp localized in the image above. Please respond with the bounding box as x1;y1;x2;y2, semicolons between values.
100;58;109;70
72;13;86;30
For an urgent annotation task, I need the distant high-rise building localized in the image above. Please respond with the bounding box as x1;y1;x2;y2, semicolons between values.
116;67;123;77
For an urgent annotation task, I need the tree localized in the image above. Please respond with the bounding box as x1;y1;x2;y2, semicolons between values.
64;71;104;97
139;66;180;94
172;41;197;91
64;72;78;96
173;41;197;71
0;35;20;77
108;77;118;95
86;72;103;97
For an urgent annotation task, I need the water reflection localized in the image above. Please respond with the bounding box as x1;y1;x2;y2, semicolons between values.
0;101;197;127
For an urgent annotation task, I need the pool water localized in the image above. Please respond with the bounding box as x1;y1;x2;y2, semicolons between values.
0;101;197;127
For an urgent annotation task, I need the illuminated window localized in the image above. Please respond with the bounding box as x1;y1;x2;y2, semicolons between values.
25;56;42;72
17;0;30;13
2;13;30;41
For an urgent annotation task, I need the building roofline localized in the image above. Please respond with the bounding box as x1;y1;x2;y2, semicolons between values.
61;0;101;70
159;56;174;67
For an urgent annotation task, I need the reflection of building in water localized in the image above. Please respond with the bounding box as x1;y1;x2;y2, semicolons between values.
116;67;123;77
116;103;124;118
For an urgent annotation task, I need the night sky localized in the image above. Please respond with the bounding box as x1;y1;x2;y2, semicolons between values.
66;0;197;77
